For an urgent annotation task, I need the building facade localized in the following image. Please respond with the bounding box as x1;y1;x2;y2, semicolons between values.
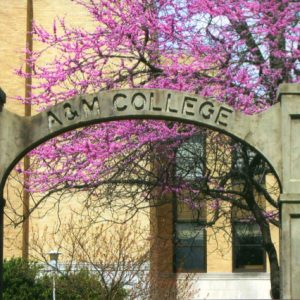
0;2;279;299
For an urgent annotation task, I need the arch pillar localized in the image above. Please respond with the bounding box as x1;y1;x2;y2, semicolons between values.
279;84;300;299
0;196;4;299
280;195;300;299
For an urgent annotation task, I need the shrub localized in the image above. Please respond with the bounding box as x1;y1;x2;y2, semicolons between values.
3;258;51;300
3;258;127;300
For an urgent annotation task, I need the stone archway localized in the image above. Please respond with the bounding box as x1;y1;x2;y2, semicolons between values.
0;84;299;299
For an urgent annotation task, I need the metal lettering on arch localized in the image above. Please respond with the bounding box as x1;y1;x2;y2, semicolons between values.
0;85;300;299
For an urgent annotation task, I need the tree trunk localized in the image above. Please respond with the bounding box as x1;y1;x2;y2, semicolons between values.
265;239;280;299
244;189;280;299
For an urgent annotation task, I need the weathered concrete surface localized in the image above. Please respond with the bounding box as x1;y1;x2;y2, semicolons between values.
0;88;282;193
278;84;300;299
0;85;300;298
280;198;300;299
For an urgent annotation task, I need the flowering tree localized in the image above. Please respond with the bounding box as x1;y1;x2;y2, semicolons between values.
10;0;300;298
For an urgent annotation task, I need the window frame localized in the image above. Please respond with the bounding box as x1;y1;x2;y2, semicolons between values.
173;132;207;273
175;133;206;182
232;221;266;273
173;199;207;273
231;145;267;187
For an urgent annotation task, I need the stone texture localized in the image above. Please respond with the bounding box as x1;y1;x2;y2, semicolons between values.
0;85;300;298
277;84;300;299
0;88;283;191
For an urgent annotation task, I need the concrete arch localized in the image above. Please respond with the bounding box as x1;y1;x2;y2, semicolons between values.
0;88;281;194
1;85;300;299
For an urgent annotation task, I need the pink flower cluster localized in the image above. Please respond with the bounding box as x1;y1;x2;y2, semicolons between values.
15;0;299;197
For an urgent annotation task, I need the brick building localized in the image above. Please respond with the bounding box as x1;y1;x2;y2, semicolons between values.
0;2;279;299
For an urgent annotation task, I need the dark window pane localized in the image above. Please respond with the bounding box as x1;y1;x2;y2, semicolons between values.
235;245;264;270
175;223;205;272
176;223;204;247
231;146;266;185
176;135;204;180
233;222;265;271
175;246;205;271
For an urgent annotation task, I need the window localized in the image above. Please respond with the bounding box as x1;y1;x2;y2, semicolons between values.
231;145;266;186
232;146;256;173
174;134;206;272
233;222;265;272
174;202;206;272
176;134;205;180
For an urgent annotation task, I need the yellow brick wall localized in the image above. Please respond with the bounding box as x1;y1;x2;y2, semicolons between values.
0;0;95;258
0;2;280;275
1;0;27;257
0;1;27;115
151;199;279;274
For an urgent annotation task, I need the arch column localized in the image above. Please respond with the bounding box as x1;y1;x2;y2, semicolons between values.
0;196;4;300
279;84;300;299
